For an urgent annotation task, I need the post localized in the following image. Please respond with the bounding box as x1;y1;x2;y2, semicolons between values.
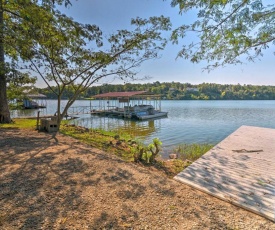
36;111;40;130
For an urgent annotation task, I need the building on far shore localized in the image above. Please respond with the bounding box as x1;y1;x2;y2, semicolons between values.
186;87;199;92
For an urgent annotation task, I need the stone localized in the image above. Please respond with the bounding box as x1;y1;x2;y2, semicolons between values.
169;154;177;159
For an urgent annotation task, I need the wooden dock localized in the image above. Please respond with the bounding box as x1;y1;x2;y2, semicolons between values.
17;114;78;120
174;126;275;222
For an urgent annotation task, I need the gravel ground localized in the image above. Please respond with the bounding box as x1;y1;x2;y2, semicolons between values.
0;128;274;230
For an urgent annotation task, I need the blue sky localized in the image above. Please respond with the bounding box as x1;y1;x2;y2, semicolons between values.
36;0;275;87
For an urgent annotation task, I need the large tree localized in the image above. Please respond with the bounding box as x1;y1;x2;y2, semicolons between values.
9;2;170;129
0;0;71;123
0;0;10;122
0;1;170;125
171;0;275;69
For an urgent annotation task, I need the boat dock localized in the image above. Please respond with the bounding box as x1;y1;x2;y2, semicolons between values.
92;91;168;120
23;93;47;109
174;126;275;222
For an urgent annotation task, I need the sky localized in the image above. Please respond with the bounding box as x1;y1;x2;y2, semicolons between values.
36;0;275;87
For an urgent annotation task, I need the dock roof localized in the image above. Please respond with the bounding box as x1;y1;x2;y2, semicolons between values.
94;91;149;98
26;94;47;98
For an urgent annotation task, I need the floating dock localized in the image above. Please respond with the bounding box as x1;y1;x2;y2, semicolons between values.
174;126;275;222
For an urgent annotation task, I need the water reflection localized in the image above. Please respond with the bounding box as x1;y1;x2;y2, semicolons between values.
72;115;160;140
10;108;42;118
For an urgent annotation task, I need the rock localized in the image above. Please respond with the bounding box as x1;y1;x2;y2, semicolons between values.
169;153;177;159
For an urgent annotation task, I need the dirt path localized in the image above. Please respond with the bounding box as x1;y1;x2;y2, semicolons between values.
0;128;274;229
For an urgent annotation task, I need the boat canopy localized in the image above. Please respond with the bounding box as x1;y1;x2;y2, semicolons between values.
93;91;161;99
26;94;47;99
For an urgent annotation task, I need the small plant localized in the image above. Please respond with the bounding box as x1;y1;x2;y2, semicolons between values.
147;138;162;163
133;145;145;163
134;138;162;164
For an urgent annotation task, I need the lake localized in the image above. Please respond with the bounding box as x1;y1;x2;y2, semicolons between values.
11;100;275;156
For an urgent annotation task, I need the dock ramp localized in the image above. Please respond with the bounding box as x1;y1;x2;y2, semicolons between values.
175;126;275;222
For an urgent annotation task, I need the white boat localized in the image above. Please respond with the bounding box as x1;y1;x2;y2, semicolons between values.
136;111;168;120
129;105;168;120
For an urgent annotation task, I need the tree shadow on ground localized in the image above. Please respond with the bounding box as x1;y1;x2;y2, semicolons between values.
0;129;179;229
1;129;272;229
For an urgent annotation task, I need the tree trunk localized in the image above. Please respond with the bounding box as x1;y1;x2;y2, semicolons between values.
56;94;62;131
0;1;11;123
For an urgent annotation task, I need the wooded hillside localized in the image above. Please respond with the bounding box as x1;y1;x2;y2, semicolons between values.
38;82;275;100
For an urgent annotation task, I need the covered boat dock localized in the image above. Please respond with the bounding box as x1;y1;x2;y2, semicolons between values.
91;91;168;120
23;93;47;109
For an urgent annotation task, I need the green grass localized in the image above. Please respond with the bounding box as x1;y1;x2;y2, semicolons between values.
0;118;37;129
60;124;138;161
1;119;138;161
155;144;214;177
173;143;214;161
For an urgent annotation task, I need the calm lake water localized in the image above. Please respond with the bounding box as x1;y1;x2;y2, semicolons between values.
11;100;275;156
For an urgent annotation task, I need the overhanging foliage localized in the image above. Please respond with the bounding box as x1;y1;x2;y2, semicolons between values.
171;0;275;69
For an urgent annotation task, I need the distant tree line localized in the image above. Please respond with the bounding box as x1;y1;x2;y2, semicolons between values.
38;82;275;100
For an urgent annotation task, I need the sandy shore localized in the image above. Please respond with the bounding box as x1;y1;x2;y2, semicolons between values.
0;128;274;229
